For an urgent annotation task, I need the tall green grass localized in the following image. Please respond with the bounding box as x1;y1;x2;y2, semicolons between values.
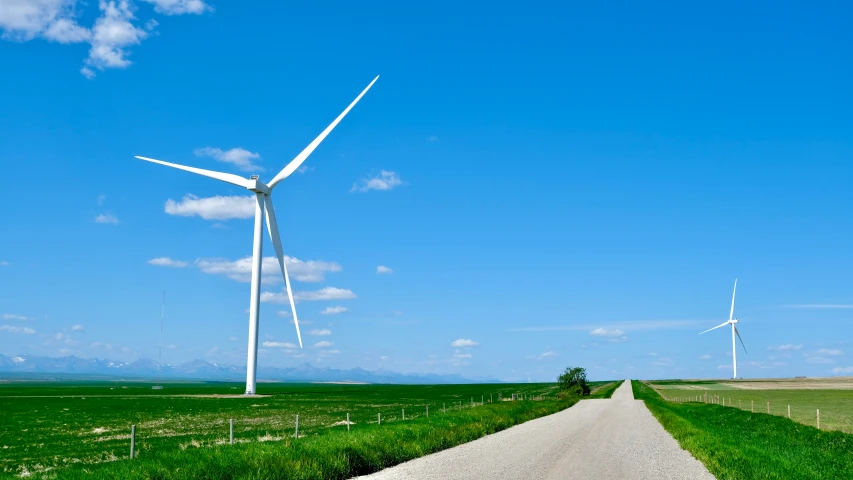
632;381;853;479
49;396;578;479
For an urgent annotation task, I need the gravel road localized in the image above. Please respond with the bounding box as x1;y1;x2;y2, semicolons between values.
355;380;714;480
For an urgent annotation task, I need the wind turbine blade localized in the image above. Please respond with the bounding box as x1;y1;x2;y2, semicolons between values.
729;278;738;322
700;321;731;335
734;326;747;354
267;75;379;189
263;195;303;348
135;156;253;190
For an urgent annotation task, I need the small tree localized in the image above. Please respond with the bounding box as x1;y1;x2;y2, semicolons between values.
557;367;590;397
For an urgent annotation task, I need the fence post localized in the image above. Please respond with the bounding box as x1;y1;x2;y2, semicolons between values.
817;409;820;430
378;412;381;425
347;413;350;431
230;418;234;444
426;405;429;417
402;408;405;420
295;415;299;439
788;405;791;419
130;425;136;459
751;400;754;412
482;395;484;405
767;401;770;414
490;393;493;403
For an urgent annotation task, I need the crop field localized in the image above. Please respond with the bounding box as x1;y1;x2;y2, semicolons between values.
633;380;853;479
0;380;578;478
649;378;853;432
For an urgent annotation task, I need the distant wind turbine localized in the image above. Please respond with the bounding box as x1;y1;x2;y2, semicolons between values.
700;279;748;379
135;76;379;395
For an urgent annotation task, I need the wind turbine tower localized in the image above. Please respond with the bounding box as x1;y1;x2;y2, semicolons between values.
136;76;379;394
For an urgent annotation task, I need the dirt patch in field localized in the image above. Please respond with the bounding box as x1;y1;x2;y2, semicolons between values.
721;379;853;390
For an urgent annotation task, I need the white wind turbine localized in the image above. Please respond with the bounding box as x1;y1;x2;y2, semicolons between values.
135;76;379;395
700;279;748;379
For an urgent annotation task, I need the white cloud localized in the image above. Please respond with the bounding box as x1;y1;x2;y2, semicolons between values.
313;341;333;348
509;320;703;332
319;349;340;355
95;213;119;224
70;324;85;332
451;338;479;348
12;356;25;364
320;306;347;315
376;265;393;275
194;147;262;172
142;0;210;15
783;304;853;309
351;170;405;192
0;0;88;42
228;336;237;341
309;329;331;336
379;356;389;361
85;1;150;72
590;328;625;337
262;287;356;304
806;357;834;364
768;344;802;351
147;257;188;268
262;341;297;348
0;0;208;77
165;194;255;220
195;256;341;283
699;354;711;360
815;349;844;356
3;314;30;321
0;325;36;334
527;351;557;360
832;366;853;374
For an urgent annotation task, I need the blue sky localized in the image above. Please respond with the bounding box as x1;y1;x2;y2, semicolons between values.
1;1;851;381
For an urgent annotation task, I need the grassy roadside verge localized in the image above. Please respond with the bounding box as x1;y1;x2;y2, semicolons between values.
46;398;577;480
632;380;853;479
588;380;623;399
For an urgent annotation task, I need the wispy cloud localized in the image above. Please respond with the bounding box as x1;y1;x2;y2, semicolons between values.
194;147;263;172
147;257;188;268
1;325;36;334
196;256;341;283
0;0;209;77
508;320;703;332
815;349;844;356
782;304;853;309
805;356;834;364
320;306;348;315
313;341;333;348
95;213;119;224
262;341;297;348
451;338;479;348
527;351;558;360
3;314;31;321
832;366;853;374
699;354;711;360
767;344;802;351
351;170;405;192
590;328;624;337
262;287;356;304
71;324;85;332
376;265;393;275
165;194;254;220
308;329;331;336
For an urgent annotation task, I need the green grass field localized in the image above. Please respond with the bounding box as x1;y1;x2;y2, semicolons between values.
633;380;853;479
650;380;853;432
1;380;614;479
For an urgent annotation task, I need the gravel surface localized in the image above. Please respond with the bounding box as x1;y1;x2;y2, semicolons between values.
355;380;715;480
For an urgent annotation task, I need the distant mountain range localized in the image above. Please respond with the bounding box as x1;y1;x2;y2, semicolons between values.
0;354;501;384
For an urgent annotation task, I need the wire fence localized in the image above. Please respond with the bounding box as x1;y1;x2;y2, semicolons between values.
660;392;852;434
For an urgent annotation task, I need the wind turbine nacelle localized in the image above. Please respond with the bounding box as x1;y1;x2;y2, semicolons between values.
731;319;739;324
247;179;270;195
